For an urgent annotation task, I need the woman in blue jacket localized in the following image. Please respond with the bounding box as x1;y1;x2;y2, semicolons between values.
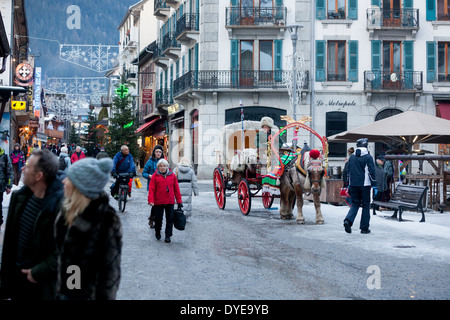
142;145;164;228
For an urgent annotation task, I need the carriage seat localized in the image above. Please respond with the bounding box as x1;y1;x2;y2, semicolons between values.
230;148;258;172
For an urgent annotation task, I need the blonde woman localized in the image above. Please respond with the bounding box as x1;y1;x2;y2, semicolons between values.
54;158;122;300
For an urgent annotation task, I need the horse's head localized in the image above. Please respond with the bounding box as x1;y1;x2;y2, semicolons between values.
303;151;325;194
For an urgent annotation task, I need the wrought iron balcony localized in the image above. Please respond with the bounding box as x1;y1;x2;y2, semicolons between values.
226;6;286;27
173;70;308;98
155;88;173;107
364;71;423;92
175;13;199;46
162;32;181;60
366;8;419;30
154;0;170;21
153;42;169;69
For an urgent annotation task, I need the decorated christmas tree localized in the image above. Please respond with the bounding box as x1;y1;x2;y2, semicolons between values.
105;77;139;160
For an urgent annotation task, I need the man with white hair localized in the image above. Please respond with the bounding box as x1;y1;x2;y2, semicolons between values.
70;146;86;164
111;145;136;198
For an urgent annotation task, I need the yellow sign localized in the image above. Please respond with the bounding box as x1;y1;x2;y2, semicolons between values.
11;101;26;110
168;103;179;115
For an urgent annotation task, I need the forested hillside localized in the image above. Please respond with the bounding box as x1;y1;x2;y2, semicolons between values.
25;0;137;78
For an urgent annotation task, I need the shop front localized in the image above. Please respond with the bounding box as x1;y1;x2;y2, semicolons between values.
135;114;168;169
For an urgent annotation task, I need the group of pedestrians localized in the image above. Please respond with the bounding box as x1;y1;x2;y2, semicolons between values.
0;149;121;300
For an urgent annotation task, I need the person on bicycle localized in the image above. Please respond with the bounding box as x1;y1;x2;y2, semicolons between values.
111;145;136;199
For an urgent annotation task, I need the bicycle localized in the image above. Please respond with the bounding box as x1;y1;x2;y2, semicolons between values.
113;172;134;212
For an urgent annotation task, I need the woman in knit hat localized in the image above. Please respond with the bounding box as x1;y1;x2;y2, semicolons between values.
54;158;122;300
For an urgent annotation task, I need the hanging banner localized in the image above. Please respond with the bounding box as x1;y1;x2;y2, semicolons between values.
33;67;42;118
142;89;152;104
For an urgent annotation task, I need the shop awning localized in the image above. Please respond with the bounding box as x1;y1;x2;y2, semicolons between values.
135;116;161;134
438;102;450;121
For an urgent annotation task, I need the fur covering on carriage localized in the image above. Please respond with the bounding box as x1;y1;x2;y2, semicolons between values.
216;120;279;183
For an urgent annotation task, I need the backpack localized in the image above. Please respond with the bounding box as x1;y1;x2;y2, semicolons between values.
59;156;67;170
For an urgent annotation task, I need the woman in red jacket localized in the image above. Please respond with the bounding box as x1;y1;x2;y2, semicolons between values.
148;159;182;243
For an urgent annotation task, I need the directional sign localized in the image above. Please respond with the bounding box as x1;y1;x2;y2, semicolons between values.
11;101;26;110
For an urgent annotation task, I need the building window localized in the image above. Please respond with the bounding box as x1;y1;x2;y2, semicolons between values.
437;0;450;20
438;42;450;81
327;41;346;81
326;111;347;157
328;0;346;19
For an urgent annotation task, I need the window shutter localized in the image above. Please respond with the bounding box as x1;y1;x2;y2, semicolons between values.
315;40;326;82
403;41;414;89
348;41;358;82
426;0;436;21
348;0;358;20
371;0;381;7
231;39;239;87
274;39;283;82
403;0;413;9
316;0;326;20
426;41;436;83
371;40;381;71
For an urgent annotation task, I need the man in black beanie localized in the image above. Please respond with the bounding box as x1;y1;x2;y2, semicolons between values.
343;138;377;234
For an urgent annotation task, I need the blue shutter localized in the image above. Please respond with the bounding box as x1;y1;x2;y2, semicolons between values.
274;39;283;82
348;0;358;20
371;41;381;89
403;0;413;9
316;0;326;20
230;0;238;25
403;41;414;89
426;0;436;21
348;41;358;82
231;39;239;87
426;41;436;83
372;0;380;6
315;40;326;82
194;43;199;87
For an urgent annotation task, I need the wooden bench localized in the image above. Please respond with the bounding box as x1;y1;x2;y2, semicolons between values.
372;184;428;222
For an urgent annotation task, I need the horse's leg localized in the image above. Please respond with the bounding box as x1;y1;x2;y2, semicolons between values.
313;192;324;224
296;185;305;224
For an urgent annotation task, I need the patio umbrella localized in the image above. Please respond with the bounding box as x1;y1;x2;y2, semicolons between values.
327;111;450;152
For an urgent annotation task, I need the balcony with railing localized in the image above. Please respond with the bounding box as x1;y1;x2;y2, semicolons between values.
155;88;173;107
153;42;169;69
162;32;181;60
165;0;180;9
175;13;199;47
364;71;423;92
366;8;419;34
173;70;309;98
154;0;170;21
225;6;286;28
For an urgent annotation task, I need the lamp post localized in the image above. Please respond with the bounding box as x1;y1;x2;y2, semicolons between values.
287;24;303;121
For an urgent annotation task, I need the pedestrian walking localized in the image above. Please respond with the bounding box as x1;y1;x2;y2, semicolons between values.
10;143;25;186
343;138;377;234
175;157;199;219
342;147;355;206
148;159;182;243
372;154;388;215
142;145;164;227
54;157;122;300
70;146;86;164
381;153;394;202
96;147;109;160
58;146;71;174
0;149;64;300
0;146;13;226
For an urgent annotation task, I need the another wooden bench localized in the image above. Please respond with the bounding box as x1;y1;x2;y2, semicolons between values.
372;184;428;222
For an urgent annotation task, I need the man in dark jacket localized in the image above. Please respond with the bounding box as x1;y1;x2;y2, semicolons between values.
0;149;64;299
343;138;377;234
110;145;136;198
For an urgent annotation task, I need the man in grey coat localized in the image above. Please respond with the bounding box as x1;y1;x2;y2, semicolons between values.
175;158;199;218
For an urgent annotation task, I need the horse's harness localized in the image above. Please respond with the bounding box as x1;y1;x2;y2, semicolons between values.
283;152;324;196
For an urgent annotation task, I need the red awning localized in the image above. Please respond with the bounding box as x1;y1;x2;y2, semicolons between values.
439;102;450;121
135;116;161;134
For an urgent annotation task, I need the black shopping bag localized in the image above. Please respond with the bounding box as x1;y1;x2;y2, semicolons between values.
173;207;186;231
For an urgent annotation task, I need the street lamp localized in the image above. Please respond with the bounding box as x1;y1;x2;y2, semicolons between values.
287;24;303;121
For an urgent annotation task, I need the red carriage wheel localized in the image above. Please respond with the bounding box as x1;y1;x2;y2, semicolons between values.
238;179;251;215
213;168;226;210
262;191;274;209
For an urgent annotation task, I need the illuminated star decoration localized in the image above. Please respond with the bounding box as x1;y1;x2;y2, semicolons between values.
115;84;129;98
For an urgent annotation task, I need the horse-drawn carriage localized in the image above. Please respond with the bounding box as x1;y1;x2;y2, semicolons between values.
213;116;330;223
213;120;278;215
